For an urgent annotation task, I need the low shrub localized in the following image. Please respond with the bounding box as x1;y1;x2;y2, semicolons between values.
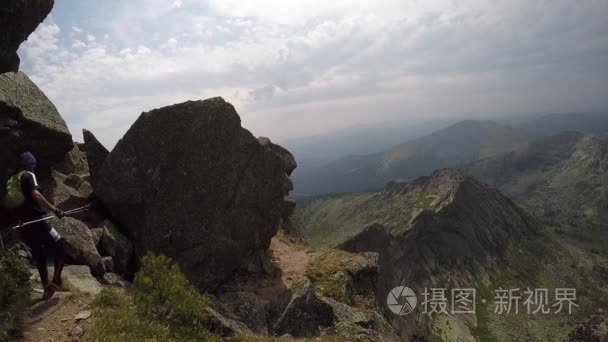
133;253;212;337
0;248;32;341
87;253;217;341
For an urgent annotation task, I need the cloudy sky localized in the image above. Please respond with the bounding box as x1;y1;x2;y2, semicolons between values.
18;0;608;148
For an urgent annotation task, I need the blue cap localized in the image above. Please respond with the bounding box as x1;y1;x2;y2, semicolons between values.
18;152;37;171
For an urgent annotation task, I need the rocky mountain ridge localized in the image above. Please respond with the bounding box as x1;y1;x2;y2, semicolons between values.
468;131;608;230
294;120;532;196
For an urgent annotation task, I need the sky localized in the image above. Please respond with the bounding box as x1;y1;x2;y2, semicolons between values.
18;0;608;148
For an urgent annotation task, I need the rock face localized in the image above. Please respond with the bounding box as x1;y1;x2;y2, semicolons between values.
95;98;296;290
53;217;105;276
82;129;109;190
271;279;334;337
0;0;54;73
218;292;269;335
99;220;133;274
0;71;73;192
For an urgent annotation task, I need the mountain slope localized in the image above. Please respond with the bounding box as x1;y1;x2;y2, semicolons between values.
468;132;608;232
281;119;455;167
294;120;532;196
297;169;608;341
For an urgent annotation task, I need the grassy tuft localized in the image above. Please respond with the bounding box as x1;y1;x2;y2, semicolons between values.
305;248;372;302
86;253;218;342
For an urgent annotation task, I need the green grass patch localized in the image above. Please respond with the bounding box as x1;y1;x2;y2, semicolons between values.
298;187;447;247
86;253;218;342
305;249;373;302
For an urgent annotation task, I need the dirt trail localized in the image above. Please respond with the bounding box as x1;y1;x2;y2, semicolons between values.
222;236;315;305
270;237;312;288
22;292;92;342
19;266;101;342
20;237;314;340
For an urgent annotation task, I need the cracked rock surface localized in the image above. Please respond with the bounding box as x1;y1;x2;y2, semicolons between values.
95;97;296;291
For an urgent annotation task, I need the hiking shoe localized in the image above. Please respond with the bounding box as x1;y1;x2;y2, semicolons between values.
42;283;59;301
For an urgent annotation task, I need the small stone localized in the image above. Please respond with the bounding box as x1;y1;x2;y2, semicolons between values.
70;325;84;338
74;310;91;321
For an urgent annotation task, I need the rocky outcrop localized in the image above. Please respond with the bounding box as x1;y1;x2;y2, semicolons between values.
101;273;131;288
53;218;105;276
42;171;89;211
205;295;253;336
55;143;89;176
218;292;269;335
99;220;133;274
82;129;109;190
336;169;541;338
341;169;540;283
271;278;334;337
0;0;54;73
0;71;73;191
320;297;400;341
95;98;296;291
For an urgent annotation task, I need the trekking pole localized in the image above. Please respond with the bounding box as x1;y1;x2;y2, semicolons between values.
10;204;94;230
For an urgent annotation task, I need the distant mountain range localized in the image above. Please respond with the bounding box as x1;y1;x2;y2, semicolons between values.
293;120;532;196
280;119;457;174
517;112;608;137
293;112;608;197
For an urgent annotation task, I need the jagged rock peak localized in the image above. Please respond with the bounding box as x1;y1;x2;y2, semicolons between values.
82;129;109;190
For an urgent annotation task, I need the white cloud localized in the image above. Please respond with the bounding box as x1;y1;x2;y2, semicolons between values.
17;0;608;148
21;22;61;63
167;38;178;48
72;40;86;48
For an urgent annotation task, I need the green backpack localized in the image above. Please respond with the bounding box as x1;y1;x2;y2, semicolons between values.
3;171;26;209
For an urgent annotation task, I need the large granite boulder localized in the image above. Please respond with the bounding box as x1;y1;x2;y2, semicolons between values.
95;98;296;290
53;217;105;276
0;71;73;194
82;129;109;190
0;0;54;73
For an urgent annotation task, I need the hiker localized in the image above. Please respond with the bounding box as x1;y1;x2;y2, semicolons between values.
2;152;66;300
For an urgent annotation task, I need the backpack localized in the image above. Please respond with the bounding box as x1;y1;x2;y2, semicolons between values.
3;171;25;209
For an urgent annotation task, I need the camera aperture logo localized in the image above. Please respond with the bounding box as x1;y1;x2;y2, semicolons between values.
387;286;417;315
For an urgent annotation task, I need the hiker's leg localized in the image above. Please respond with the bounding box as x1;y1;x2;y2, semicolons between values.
34;244;50;287
21;228;49;287
51;237;66;285
41;224;65;285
